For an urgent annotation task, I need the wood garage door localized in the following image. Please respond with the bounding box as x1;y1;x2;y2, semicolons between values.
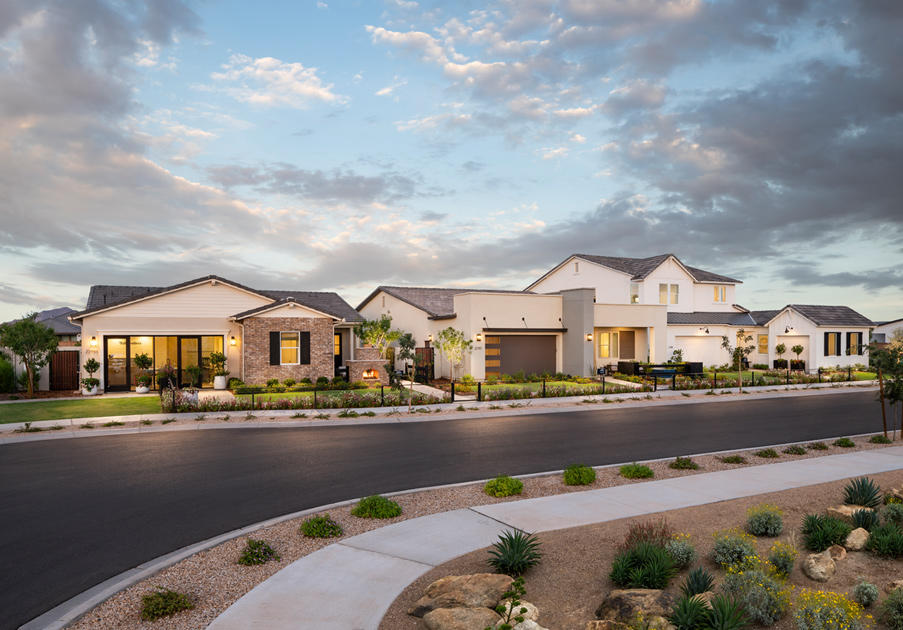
485;335;556;378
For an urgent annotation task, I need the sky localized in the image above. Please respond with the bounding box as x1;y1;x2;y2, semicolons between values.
0;0;901;322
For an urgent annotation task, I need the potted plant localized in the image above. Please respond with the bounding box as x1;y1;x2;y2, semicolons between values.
209;351;229;390
791;344;805;371
774;343;787;369
81;358;100;396
185;364;201;389
133;352;153;394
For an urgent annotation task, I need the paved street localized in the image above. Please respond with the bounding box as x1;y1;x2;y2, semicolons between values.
0;391;879;629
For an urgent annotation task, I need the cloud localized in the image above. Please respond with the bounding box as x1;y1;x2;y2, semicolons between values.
375;75;407;97
210;54;346;108
779;264;903;292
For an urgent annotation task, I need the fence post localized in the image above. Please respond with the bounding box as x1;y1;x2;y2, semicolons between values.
653;375;657;392
313;389;317;409
451;380;455;403
712;370;716;390
818;368;821;383
786;368;790;385
251;392;255;409
542;379;546;398
477;382;482;402
602;375;605;395
848;366;852;382
380;385;384;406
672;373;676;390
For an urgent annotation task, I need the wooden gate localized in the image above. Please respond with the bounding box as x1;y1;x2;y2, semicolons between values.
414;346;434;382
50;350;80;391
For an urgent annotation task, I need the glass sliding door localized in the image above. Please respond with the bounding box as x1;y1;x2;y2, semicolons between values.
200;336;224;387
129;336;154;389
154;336;178;389
179;337;200;388
105;337;129;391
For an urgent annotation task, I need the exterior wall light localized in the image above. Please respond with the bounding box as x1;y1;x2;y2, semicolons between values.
90;336;98;348
426;334;433;343
475;332;483;342
230;336;237;346
585;332;593;342
698;327;709;334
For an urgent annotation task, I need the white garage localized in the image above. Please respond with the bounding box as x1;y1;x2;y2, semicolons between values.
673;336;726;367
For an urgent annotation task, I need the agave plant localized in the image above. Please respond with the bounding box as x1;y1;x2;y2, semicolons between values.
852;508;881;531
669;595;709;630
707;594;750;630
681;566;715;597
488;530;542;576
844;477;882;509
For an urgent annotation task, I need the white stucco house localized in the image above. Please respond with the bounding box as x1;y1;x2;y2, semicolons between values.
873;318;903;346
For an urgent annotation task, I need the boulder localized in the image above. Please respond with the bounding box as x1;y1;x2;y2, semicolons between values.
845;528;870;551
885;580;903;594
889;487;903;501
690;592;715;610
827;505;874;524
803;550;836;582
497;599;539;622
423;607;502;630
586;621;631;630
506;621;549;630
596;589;677;621
409;574;513;617
828;544;847;560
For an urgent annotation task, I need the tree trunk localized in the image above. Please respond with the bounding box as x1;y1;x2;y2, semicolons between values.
878;367;888;438
26;364;35;397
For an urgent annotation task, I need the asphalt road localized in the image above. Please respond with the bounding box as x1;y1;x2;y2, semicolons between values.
0;391;881;629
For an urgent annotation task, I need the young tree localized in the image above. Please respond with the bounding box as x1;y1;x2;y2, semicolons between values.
0;313;58;397
872;344;903;439
433;327;473;382
721;328;755;393
791;344;805;370
353;315;401;359
775;343;787;369
396;332;416;411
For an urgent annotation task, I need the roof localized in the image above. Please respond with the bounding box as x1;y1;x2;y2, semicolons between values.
668;311;758;326
783;305;874;327
749;310;781;326
73;275;362;322
231;295;361;321
875;317;903;327
358;286;533;319
2;307;81;335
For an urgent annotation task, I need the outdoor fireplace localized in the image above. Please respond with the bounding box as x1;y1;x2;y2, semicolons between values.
362;368;379;379
345;346;389;385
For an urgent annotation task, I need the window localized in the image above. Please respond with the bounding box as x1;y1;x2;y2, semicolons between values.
599;332;619;358
280;332;300;364
714;285;727;303
334;333;341;356
670;284;679;304
630;283;640;304
825;332;841;356
574;261;579;273
847;332;863;356
659;283;668;304
757;334;768;355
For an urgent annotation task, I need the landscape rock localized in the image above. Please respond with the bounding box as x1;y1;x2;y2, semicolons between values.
828;544;847;560
803;550;836;582
506;621;549;630
690;592;715;609
497;599;539;622
845;528;870;551
827;505;874;524
585;621;631;630
596;589;677;621
423;607;502;630
885;580;903;594
409;574;513;617
889;487;903;501
647;615;677;630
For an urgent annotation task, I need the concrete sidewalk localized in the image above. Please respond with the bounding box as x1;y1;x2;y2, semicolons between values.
208;446;903;630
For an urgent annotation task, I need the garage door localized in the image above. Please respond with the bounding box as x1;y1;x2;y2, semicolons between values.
485;335;556;378
675;337;724;367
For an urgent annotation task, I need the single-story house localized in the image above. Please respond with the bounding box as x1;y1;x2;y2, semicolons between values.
872;318;903;347
68;276;374;392
1;307;82;391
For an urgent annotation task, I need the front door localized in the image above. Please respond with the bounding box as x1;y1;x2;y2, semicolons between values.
179;336;200;388
334;332;342;373
105;337;130;391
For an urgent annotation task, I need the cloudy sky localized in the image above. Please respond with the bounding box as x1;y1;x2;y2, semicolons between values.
1;0;901;322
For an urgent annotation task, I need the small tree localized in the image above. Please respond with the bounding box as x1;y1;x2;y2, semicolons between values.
397;332;416;411
791;344;804;369
0;314;59;397
81;357;100;392
134;353;153;388
721;328;755;392
433;327;473;382
775;343;786;368
873;344;903;439
354;315;401;359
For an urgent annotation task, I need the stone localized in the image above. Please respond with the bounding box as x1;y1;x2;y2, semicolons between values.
885;580;903;594
497;599;539;622
586;621;631;630
647;615;677;630
423;607;502;630
507;621;549;630
845;528;870;551
889;487;903;501
828;544;847;560
803;550;836;582
409;574;513;617
690;592;715;610
827;505;875;524
596;589;677;621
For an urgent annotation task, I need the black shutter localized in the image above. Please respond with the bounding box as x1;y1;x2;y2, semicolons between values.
300;331;311;364
269;331;280;365
824;332;830;356
845;332;851;356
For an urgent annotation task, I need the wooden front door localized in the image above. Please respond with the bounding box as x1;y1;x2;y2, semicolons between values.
50;350;80;391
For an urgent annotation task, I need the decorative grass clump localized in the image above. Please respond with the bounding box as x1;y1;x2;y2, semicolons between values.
793;588;866;630
670;593;750;630
680;566;715;597
712;529;757;568
722;556;790;626
870;434;893;444
783;445;807;455
807;441;829;451
238;538;280;565
484;475;524;497
746;504;784;537
665;533;696;569
719;455;747;465
866;523;903;558
834;437;856;448
853;580;880;607
140;588;194;621
669;594;709;630
610;541;676;589
351;495;402;519
754;448;779;459
844;477;882;509
669;456;700;470
563;464;596;486
884;503;903;526
768;541;797;578
621;518;674;550
300;514;343;538
802;514;853;552
852;509;880;531
881;587;903;630
488;530;542;577
620;463;654;479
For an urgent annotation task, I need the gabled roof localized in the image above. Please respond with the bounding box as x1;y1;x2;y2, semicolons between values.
71;275;361;322
668;311;757;326
527;253;741;290
749;310;781;326
358;286;533;319
2;307;81;334
875;317;903;327
231;296;353;322
754;305;874;327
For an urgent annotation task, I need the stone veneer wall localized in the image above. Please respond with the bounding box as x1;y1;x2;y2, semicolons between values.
347;346;389;385
243;316;334;384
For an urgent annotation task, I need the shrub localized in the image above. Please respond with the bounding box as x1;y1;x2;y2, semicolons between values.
866;522;903;557
882;588;903;630
610;541;676;589
852;508;880;531
316;376;329;385
266;378;279;387
870;434;893;444
140;588;194;620
802;514;853;551
746;504;784;537
563;464;596;486
0;355;14;393
238;538;280;565
707;594;751;630
283;378;296;387
621;518;674;550
620;463;654;479
844;477;882;508
669;594;709;630
852;580;880;607
793;588;865;630
670;456;700;470
484;475;524;497
712;529;757;568
884;502;903;526
300;514;343;538
783;445;807;455
351;495;402;519
227;377;244;388
808;442;829;450
834;437;855;448
488;530;542;576
681;566;715;597
768;541;797;578
721;557;790;626
666;533;696;569
720;455;747;464
755;448;779;458
888;495;903;505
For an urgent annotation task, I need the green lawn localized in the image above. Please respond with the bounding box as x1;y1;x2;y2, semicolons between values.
479;380;594;393
0;396;162;424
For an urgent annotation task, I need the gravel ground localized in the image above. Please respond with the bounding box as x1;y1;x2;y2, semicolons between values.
382;470;903;630
68;432;895;629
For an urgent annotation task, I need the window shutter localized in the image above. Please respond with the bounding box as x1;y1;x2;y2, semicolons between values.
269;331;280;365
824;332;829;356
300;331;311;364
845;332;851;356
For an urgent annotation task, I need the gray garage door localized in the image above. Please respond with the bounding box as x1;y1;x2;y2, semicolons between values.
485;335;556;378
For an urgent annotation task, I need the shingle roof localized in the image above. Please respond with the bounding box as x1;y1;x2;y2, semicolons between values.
232;293;363;322
359;286;532;319
749;310;781;326
667;311;757;326
571;253;741;284
73;276;361;321
3;307;81;334
785;305;874;327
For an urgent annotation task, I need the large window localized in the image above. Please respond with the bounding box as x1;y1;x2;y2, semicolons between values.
630;283;640;304
280;332;300;364
659;283;668;304
599;332;619;358
714;285;727;303
659;283;679;304
670;284;679;305
757;334;768;355
825;332;841;356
